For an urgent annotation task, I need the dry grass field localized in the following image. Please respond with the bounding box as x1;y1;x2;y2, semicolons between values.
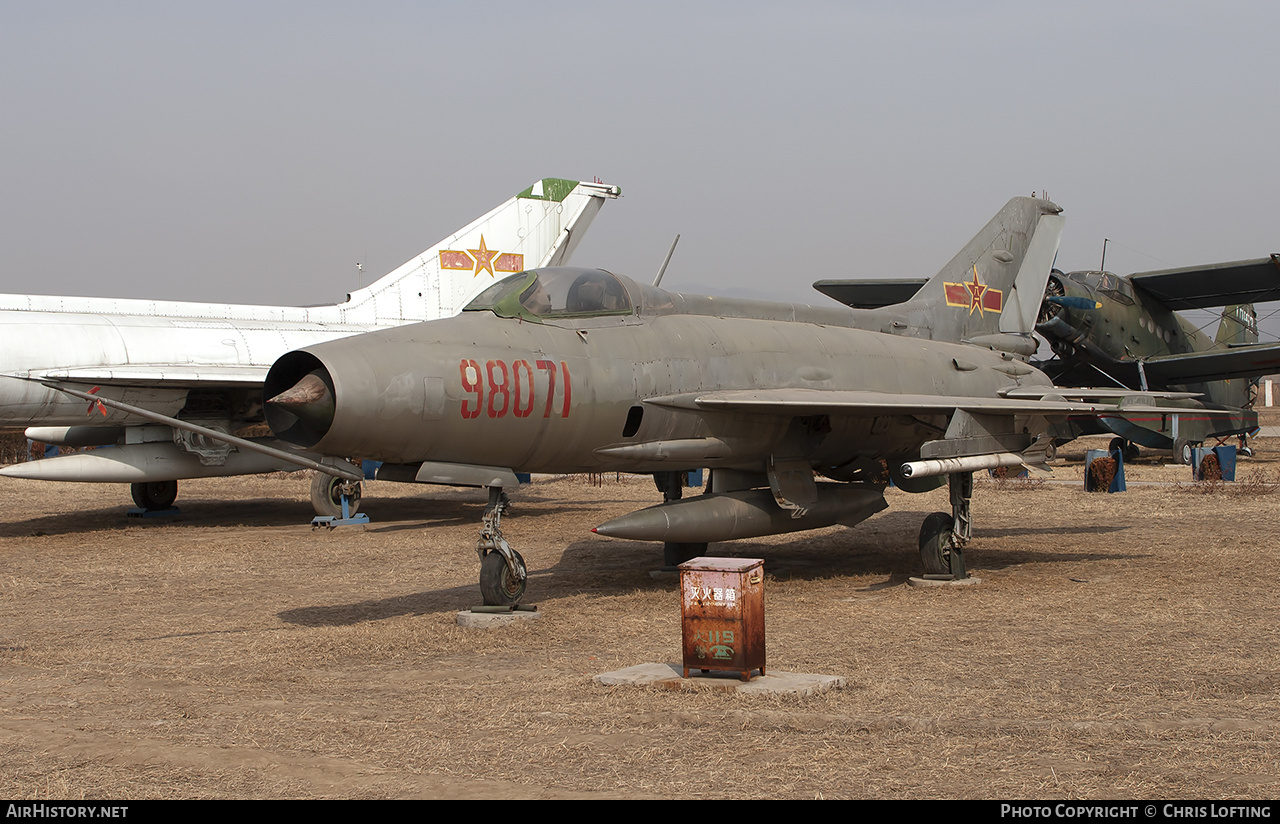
2;429;1279;799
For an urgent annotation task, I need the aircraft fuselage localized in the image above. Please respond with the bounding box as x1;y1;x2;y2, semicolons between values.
0;297;383;429
266;273;1056;477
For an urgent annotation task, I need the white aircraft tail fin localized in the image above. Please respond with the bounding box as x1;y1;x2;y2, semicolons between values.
338;179;620;324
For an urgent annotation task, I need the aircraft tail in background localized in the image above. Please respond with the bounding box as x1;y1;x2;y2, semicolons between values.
338;178;621;324
1216;303;1259;347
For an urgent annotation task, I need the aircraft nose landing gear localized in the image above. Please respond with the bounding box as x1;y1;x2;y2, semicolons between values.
476;486;527;606
309;464;369;528
311;472;361;519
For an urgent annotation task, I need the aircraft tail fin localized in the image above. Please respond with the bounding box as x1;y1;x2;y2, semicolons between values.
1216;304;1259;347
870;197;1064;349
1211;303;1260;408
338;179;620;324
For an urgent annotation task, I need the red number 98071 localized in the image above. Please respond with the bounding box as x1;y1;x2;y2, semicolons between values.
459;358;571;420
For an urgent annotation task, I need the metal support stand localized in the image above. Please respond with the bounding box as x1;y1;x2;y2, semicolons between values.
948;471;972;580
311;482;370;529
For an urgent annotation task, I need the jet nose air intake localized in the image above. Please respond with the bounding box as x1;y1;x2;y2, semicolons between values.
264;352;338;448
268;371;334;428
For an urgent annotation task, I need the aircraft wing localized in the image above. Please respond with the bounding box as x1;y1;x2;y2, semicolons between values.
999;387;1202;401
1035;339;1280;389
649;386;1249;435
17;364;270;388
646;388;1105;416
1129;255;1280;309
1138;341;1280;385
811;279;928;309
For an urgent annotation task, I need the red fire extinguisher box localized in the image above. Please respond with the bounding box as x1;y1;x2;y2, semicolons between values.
678;557;766;681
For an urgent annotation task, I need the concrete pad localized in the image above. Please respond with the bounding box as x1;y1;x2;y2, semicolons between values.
908;575;982;588
594;662;845;695
456;608;542;628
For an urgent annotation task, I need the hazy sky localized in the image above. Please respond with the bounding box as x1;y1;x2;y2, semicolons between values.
3;1;1277;338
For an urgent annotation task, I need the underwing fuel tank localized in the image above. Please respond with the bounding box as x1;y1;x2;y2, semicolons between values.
24;426;126;447
0;441;301;483
591;484;888;544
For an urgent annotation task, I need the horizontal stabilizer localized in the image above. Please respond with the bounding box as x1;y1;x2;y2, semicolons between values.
812;279;927;309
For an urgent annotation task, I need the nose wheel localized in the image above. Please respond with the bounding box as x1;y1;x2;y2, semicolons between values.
480;547;527;605
311;472;361;518
476;486;527;605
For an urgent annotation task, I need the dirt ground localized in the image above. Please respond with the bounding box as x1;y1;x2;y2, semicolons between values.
2;432;1279;799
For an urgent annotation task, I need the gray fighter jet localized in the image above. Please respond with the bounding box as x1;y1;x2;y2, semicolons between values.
254;196;1101;602
48;197;1187;605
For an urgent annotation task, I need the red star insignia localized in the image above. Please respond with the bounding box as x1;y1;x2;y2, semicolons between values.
468;235;499;278
964;266;988;315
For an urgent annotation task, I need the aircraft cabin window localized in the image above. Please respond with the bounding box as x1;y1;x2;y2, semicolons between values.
1076;272;1105;290
1098;274;1135;305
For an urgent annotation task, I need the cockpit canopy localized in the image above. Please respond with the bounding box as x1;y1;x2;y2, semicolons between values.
464;268;636;320
1067;270;1136;305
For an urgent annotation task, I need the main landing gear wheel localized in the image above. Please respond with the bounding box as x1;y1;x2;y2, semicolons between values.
131;480;178;511
1174;439;1195;466
918;511;956;575
311;472;361;518
480;549;527;606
